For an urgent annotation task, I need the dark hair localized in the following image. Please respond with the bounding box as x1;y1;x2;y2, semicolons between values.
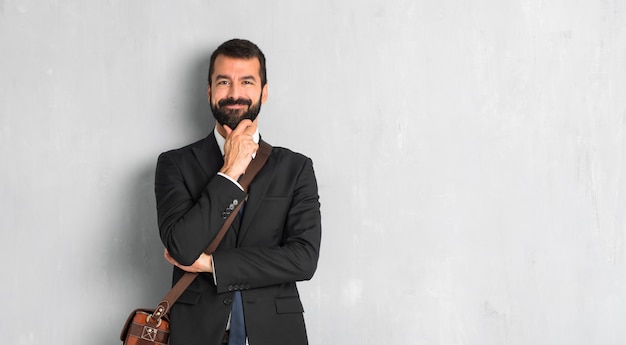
208;39;267;87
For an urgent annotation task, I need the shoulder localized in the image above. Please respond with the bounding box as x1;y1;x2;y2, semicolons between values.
266;145;318;181
269;145;313;165
161;137;205;156
158;135;213;161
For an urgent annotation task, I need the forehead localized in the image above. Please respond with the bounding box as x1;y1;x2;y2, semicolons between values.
211;55;261;80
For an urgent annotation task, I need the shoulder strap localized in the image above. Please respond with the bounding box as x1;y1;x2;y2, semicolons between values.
150;139;273;322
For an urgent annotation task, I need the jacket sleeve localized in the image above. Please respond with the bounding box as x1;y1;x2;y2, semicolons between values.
212;157;322;293
155;151;246;266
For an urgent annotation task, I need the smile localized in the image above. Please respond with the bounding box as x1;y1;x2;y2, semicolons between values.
223;105;248;111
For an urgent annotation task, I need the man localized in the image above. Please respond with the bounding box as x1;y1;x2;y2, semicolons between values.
155;39;321;345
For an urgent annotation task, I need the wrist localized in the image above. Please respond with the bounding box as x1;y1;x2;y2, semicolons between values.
219;166;242;180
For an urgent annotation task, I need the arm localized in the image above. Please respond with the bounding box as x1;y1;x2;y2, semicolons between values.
157;120;257;267
212;157;322;293
155;153;246;266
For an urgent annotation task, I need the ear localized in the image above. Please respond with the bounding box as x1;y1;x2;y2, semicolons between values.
206;85;211;102
261;83;269;104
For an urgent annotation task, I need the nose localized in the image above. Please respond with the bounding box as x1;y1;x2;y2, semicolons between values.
227;83;241;99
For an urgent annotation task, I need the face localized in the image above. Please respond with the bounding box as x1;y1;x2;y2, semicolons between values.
208;55;268;131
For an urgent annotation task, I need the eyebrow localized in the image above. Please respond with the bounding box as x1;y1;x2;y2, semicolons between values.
214;74;257;81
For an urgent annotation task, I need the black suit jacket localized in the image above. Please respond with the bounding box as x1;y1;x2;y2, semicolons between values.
155;132;321;345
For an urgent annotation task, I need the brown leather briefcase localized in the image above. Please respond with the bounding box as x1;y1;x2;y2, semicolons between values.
120;309;170;345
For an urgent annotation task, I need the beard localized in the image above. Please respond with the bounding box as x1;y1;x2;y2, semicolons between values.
210;94;262;130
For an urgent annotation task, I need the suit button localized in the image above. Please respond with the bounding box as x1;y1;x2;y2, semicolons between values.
228;285;234;291
233;284;240;290
233;199;239;206
222;212;228;219
245;284;251;290
223;298;232;305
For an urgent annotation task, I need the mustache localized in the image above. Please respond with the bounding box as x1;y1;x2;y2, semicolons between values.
218;97;252;108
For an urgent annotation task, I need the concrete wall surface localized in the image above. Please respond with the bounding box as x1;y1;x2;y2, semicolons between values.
1;1;625;344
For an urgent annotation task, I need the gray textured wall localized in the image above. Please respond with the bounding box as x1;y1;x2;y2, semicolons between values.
1;1;625;344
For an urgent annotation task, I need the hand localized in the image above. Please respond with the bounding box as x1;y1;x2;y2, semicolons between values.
220;119;259;180
163;248;213;273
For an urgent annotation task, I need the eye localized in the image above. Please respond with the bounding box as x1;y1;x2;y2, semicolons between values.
217;80;229;85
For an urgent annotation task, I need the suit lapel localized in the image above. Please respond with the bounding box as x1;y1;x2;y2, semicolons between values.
238;148;275;243
191;132;224;177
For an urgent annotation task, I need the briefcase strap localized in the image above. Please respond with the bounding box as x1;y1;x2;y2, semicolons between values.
151;139;273;322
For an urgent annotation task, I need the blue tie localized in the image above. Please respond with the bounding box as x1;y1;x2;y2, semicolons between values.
228;291;246;345
229;193;246;345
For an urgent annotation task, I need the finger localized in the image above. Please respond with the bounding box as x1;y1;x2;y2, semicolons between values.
233;119;254;134
242;119;258;136
243;126;257;137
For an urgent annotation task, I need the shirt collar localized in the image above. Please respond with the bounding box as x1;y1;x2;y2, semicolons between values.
213;126;260;157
